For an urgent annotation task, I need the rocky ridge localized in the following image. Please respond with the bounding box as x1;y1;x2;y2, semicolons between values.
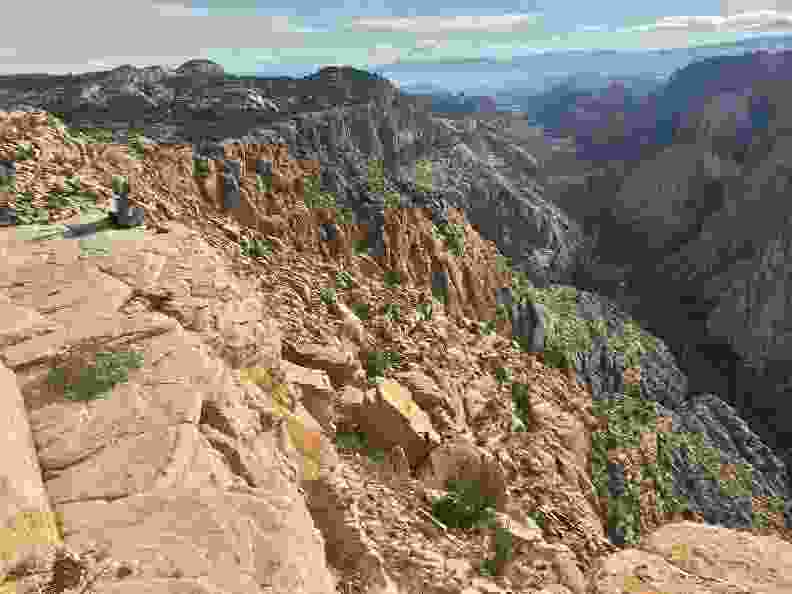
0;61;588;288
0;109;791;594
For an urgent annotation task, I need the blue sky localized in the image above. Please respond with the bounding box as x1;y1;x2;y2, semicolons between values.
1;0;792;77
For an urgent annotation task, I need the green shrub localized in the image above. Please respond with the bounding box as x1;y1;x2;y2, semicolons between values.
365;350;401;380
479;320;496;336
73;127;114;144
495;303;510;322
47;176;97;212
11;191;48;225
193;158;210;177
416;301;433;322
240;237;273;259
353;239;369;256
15;142;34;161
432;283;448;305
351;302;370;320
0;173;14;192
511;382;531;428
415;159;433;192
495;254;512;275
383;302;401;323
319;287;337;306
334;428;386;463
335;270;354;290
384;191;401;209
383;270;401;288
479;524;514;577
47;350;144;402
336;206;354;225
494;366;511;385
431;478;497;531
255;173;271;193
111;175;129;195
367;158;385;195
303;175;338;209
433;222;465;257
127;132;146;160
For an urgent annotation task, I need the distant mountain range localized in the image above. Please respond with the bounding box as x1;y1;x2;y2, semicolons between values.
389;33;792;97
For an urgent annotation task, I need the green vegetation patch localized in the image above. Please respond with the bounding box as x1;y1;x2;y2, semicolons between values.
350;302;370;320
335;270;354;290
365;349;401;381
513;281;655;371
47;350;144;402
415;159;433;192
47;176;99;213
383;270;401;288
193;157;211;178
127;129;147;160
303;175;337;209
432;222;465;257
366;158;385;195
431;477;497;531
240;237;273;259
319;287;337;306
334;428;386;463
590;393;758;547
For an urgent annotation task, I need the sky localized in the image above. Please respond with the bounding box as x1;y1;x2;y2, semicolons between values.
2;0;792;80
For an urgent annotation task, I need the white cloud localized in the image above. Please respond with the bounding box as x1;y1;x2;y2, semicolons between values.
0;0;309;75
722;1;792;16
349;13;542;34
625;9;792;33
367;45;404;65
414;38;444;50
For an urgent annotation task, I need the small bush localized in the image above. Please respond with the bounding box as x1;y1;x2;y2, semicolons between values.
127;132;147;160
495;254;512;274
255;173;271;193
384;191;401;209
0;173;14;192
479;320;496;336
416;301;433;322
432;283;448;305
335;270;354;290
431;478;497;531
336;206;354;226
335;428;386;463
319;287;337;306
495;303;510;321
353;239;369;255
433;222;465;257
11;191;49;225
511;382;531;428
15;142;34;161
47;350;144;402
415;159;433;192
351;302;370;320
494;366;511;385
383;270;401;288
193;157;210;177
111;175;129;195
383;302;401;323
365;350;401;380
47;176;97;212
480;524;514;577
240;237;273;259
367;158;385;195
73;127;114;144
